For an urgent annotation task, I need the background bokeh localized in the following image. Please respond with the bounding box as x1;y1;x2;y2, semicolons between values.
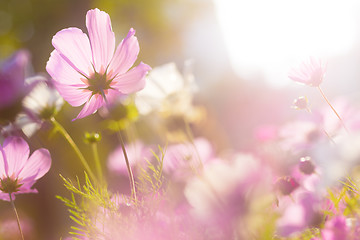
1;0;360;239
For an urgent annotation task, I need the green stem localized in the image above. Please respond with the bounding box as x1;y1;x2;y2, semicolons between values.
9;194;24;240
317;86;349;133
91;143;103;182
50;117;97;184
116;130;137;202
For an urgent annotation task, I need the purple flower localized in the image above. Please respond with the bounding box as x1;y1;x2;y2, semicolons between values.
277;191;322;237
0;136;51;201
288;57;325;87
322;216;348;240
46;8;151;120
0;50;31;124
163;137;214;181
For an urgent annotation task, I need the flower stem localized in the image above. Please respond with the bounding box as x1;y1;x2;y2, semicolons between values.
50;117;98;184
317;86;349;133
116;129;137;202
9;194;24;240
91;143;103;183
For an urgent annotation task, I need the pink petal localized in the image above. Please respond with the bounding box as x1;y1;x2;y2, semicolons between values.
108;28;140;77
46;50;88;86
111;62;151;94
86;8;115;73
2;137;29;177
53;81;91;107
73;94;104;120
0;149;6;177
51;27;93;77
18;148;51;181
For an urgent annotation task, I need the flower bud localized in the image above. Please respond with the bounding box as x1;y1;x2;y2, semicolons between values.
299;156;315;175
275;176;299;195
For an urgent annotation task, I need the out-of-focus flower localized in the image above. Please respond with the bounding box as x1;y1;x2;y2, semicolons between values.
292;96;309;110
163;137;214;181
322;216;348;240
46;8;151;120
184;154;274;239
0;136;51;201
279;120;326;154
0;50;32;125
288;57;325;87
20;79;64;136
299;156;316;175
275;176;300;196
135;61;198;116
0;217;33;239
107;140;151;175
23;79;63;120
277;191;322;237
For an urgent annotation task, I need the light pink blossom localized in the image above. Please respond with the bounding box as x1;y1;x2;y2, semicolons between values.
288;57;325;87
0;136;51;201
46;8;151;120
322;216;348;240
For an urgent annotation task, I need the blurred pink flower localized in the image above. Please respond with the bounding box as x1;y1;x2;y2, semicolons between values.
163;137;214;181
288;57;325;87
322;216;348;240
277;191;321;237
46;8;151;120
0;136;51;201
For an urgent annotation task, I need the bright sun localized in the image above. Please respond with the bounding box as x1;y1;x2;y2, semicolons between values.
213;0;360;87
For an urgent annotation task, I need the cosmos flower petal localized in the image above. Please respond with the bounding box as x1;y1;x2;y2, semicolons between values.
51;27;93;77
18;149;51;181
2;137;29;177
108;28;140;76
86;8;115;73
111;62;151;94
53;81;91;107
46;50;88;86
73;95;104;120
288;57;325;87
0;150;5;177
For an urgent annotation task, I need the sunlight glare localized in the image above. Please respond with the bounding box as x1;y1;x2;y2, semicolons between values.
213;0;360;87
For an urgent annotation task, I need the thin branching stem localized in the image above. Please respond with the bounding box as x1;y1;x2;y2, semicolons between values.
116;129;137;202
50;117;98;184
317;86;349;133
9;194;24;240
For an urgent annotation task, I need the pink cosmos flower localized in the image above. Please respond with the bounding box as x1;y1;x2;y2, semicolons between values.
0;136;51;201
46;8;151;120
288;57;326;87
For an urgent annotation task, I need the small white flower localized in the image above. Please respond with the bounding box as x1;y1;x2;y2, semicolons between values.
23;78;64;119
135;61;198;116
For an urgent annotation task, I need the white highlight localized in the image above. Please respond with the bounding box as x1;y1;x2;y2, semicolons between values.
213;0;360;87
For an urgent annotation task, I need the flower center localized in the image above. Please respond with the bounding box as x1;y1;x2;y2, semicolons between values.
0;177;22;193
87;71;112;96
